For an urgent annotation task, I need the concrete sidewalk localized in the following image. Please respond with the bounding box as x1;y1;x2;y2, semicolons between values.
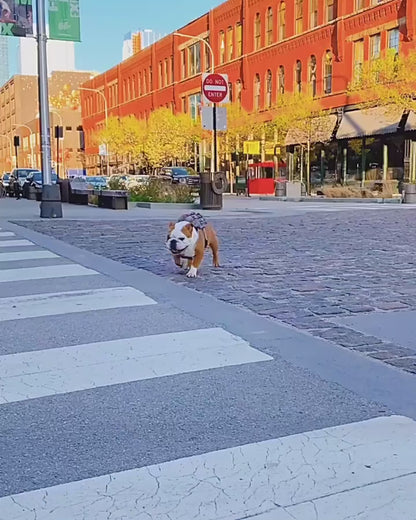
0;217;416;519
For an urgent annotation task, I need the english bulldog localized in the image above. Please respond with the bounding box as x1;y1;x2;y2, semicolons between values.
166;213;220;278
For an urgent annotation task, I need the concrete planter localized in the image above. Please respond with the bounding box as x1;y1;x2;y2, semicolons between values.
129;202;200;210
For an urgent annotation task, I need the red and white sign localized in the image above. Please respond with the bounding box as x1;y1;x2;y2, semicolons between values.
202;73;229;104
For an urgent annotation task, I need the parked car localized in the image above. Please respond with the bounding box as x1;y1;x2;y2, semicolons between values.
85;176;108;190
24;171;58;190
160;167;200;187
11;168;42;188
0;173;10;195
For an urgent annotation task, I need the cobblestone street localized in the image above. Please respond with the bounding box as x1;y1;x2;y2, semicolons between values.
18;207;416;375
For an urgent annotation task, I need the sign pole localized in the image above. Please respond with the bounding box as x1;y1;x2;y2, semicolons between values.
213;103;218;172
37;0;62;218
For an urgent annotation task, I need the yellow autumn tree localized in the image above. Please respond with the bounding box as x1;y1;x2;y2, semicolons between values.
348;49;416;111
145;108;201;167
219;103;264;155
273;93;335;191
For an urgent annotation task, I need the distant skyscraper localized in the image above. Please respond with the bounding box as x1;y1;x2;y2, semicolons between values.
122;30;163;61
18;26;75;76
0;36;9;86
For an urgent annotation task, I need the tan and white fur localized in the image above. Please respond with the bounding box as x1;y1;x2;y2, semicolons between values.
166;220;220;278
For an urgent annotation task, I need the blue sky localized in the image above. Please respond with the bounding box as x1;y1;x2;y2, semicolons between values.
76;0;223;72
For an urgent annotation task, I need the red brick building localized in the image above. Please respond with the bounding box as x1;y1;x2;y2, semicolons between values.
81;0;416;178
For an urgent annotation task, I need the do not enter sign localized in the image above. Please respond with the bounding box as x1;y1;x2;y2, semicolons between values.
202;73;229;104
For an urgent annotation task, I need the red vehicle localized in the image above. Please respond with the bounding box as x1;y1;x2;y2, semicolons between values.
247;161;286;196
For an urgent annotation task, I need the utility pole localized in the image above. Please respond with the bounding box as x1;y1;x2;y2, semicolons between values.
37;0;62;218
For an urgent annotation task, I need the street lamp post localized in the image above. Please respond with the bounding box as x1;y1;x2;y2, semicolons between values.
79;87;110;175
36;0;62;218
13;124;35;169
173;32;216;173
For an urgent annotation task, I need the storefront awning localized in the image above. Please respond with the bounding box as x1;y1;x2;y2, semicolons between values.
336;107;402;140
285;115;337;146
405;111;416;132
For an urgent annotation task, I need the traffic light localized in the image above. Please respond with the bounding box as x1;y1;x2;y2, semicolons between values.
13;136;20;147
55;126;64;139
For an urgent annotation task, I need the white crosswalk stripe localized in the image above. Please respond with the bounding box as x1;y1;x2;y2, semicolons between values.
0;286;156;321
0;328;272;404
0;239;34;247
0;264;99;283
0;416;415;520
0;231;15;237
0;250;59;262
0;231;415;520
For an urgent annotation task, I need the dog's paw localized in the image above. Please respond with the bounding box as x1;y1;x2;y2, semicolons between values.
186;266;198;278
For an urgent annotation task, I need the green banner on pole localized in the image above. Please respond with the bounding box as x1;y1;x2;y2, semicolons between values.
48;0;80;42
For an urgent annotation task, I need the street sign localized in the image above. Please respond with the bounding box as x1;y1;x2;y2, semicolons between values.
49;0;81;42
201;106;227;131
202;73;229;104
99;144;108;157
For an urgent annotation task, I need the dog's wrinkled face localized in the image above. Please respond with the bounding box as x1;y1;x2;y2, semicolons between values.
166;222;195;255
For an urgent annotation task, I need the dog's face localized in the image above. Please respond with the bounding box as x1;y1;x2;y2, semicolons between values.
166;222;196;255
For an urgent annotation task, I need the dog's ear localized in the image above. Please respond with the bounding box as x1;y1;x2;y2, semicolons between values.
182;223;194;238
168;222;175;231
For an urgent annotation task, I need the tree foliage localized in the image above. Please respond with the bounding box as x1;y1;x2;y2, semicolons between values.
348;50;416;111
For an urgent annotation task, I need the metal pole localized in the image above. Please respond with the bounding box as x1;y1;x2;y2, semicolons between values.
213;103;218;172
37;0;62;217
56;127;60;179
14;143;19;168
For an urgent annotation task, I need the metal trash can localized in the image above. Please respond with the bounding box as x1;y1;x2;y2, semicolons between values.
60;179;70;203
200;172;228;210
276;181;286;197
404;183;416;204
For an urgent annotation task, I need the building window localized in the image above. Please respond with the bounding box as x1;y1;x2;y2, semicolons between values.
236;79;242;105
327;0;336;22
188;42;201;76
355;0;364;10
310;0;318;29
370;33;381;60
309;55;317;97
254;74;261;110
181;50;186;79
182;97;187;114
138;72;142;96
323;50;333;94
265;70;272;108
388;28;400;54
229;82;233;103
227;26;234;61
278;65;285;94
295;60;302;93
295;0;303;35
219;31;225;63
371;0;384;4
189;93;201;121
236;23;243;57
278;2;286;41
204;38;211;71
132;75;136;97
353;39;364;82
266;7;273;45
159;62;164;88
169;56;174;84
254;13;261;50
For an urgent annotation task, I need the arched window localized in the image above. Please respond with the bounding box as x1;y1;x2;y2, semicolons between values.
227;26;234;61
295;60;302;93
254;74;261;111
324;50;333;94
254;13;261;50
295;0;303;35
219;31;225;64
278;2;286;41
266;69;272;108
309;55;317;97
266;7;273;45
236;79;242;105
229;82;233;103
278;66;285;95
310;0;318;29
